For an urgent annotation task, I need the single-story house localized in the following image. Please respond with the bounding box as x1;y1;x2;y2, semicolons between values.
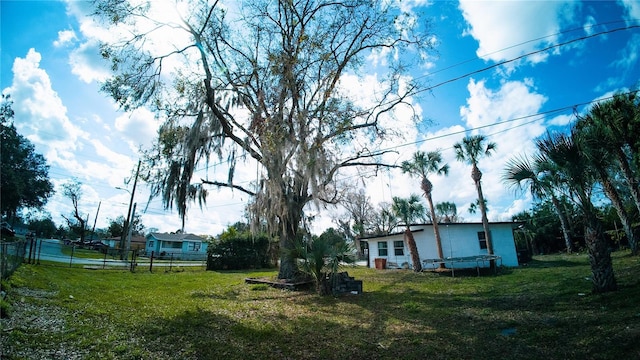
145;232;208;260
361;222;520;270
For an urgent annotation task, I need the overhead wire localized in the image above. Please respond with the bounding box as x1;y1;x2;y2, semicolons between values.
17;19;640;228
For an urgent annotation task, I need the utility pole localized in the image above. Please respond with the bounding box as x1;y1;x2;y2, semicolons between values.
125;203;136;263
91;201;101;243
120;160;141;257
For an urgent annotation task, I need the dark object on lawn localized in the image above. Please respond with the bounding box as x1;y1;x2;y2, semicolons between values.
328;272;363;296
1;222;15;237
245;277;313;291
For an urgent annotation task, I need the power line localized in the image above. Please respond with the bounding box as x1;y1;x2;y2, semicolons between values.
413;24;640;94
17;19;640;228
428;19;636;78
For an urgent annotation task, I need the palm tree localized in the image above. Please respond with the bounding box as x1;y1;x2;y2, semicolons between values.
586;93;640;216
577;95;640;254
576;117;638;255
503;153;575;253
372;202;399;236
392;195;426;272
436;201;458;223
401;151;449;266
297;229;354;295
454;135;496;256
537;130;617;293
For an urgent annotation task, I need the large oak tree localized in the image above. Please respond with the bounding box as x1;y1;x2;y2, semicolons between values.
1;94;54;219
93;0;433;278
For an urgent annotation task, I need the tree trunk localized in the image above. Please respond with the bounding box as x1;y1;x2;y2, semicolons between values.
583;217;617;293
277;210;303;280
600;170;638;255
472;165;493;255
404;228;422;272
550;195;574;253
425;190;445;268
615;147;640;217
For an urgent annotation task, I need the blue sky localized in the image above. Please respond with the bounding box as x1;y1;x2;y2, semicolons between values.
2;0;639;237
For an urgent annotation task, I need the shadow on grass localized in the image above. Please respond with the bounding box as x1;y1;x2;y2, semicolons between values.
135;306;385;359
139;289;635;359
421;266;514;278
525;258;587;268
133;258;639;360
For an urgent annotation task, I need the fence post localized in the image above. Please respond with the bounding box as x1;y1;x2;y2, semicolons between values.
37;238;43;265
69;245;75;268
27;236;35;264
129;250;137;272
1;243;6;279
169;253;173;272
103;251;107;269
149;251;154;273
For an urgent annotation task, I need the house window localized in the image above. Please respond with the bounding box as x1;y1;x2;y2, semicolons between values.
393;240;404;256
164;241;181;249
188;242;201;251
377;241;388;256
478;231;487;250
148;240;154;248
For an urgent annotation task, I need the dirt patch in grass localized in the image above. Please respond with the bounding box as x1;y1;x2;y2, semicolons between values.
1;288;89;360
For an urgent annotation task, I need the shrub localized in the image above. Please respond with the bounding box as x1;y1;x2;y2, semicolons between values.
207;233;275;270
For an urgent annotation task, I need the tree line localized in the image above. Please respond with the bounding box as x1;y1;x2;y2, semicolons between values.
1;95;145;243
504;92;640;293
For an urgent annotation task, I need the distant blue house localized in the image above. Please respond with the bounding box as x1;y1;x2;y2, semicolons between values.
145;232;208;260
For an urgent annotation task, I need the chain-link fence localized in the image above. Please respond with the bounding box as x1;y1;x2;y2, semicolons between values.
1;238;207;277
1;239;26;280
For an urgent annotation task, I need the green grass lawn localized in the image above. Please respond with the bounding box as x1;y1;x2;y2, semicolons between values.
60;246;109;259
2;251;639;359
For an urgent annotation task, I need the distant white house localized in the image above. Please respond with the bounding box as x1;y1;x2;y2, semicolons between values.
145;232;208;260
361;222;520;270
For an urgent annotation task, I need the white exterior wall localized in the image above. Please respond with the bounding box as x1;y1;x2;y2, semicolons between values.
369;233;411;267
365;223;519;269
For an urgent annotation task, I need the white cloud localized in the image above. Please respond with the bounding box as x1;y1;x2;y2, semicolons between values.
53;30;77;47
547;114;574;127
114;107;159;151
4;49;88;155
583;15;597;36
69;40;112;83
387;0;432;14
453;78;551;221
460;78;547;130
611;33;640;72
458;0;577;68
619;0;640;22
66;0;198;82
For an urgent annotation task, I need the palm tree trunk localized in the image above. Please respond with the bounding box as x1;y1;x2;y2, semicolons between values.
600;174;638;254
472;165;494;255
550;195;574;253
404;227;422;272
615;147;640;216
425;192;445;268
584;217;617;293
578;191;617;293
